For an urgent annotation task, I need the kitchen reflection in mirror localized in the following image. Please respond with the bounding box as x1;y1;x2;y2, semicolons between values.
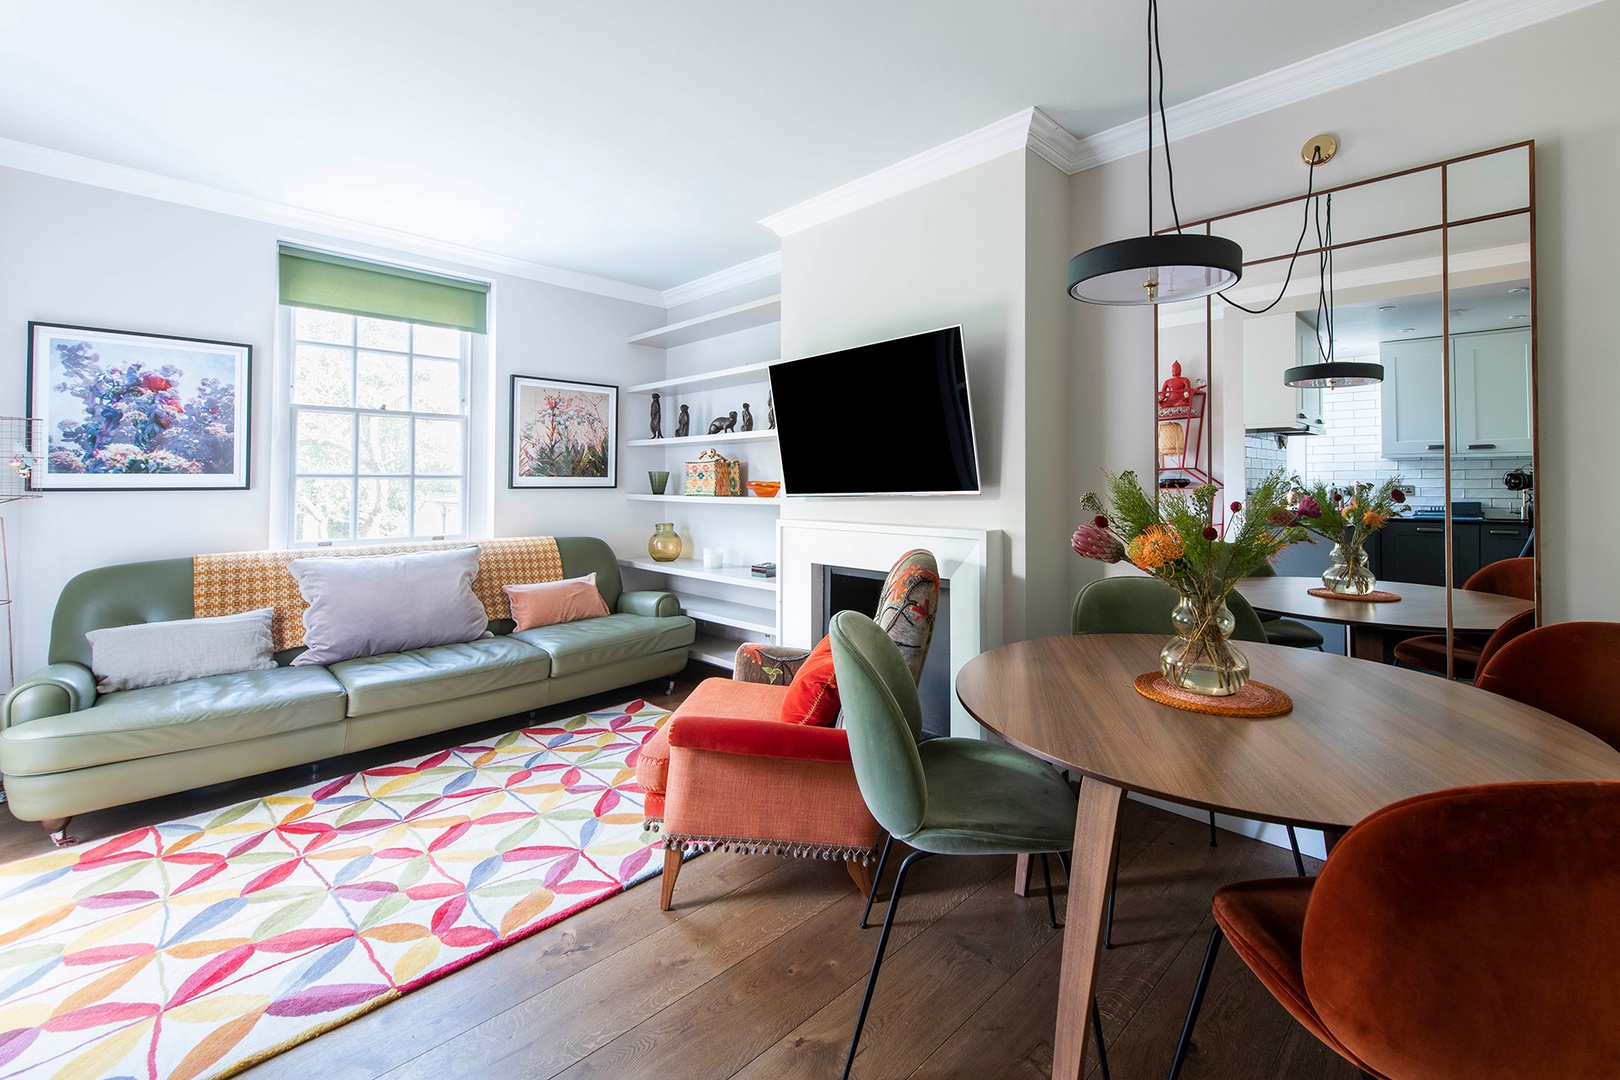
1157;142;1537;673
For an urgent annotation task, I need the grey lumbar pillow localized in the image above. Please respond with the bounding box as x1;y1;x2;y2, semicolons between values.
86;607;276;693
290;546;488;666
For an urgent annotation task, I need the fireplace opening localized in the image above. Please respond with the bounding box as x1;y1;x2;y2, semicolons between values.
821;565;951;740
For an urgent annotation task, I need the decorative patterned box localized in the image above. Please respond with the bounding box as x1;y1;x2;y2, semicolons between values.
685;448;742;496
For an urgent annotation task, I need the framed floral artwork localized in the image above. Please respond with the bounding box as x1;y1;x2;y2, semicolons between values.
27;322;252;490
509;374;618;488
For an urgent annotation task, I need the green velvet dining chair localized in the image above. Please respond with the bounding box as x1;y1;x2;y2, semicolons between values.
829;610;1109;1080
1244;563;1326;650
1071;576;1306;948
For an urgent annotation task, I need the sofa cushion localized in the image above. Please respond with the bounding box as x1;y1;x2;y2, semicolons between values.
504;573;610;631
86;607;276;692
291;547;489;666
328;636;552;718
777;636;841;726
0;666;347;776
511;613;695;678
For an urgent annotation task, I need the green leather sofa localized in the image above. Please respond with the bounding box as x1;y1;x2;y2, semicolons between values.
0;537;694;842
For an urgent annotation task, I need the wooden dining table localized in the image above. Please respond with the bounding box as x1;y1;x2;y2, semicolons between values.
955;633;1620;1080
1234;575;1535;662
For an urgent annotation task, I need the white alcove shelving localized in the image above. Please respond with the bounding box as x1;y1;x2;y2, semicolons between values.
620;291;784;669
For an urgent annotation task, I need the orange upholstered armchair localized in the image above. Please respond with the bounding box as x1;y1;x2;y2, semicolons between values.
1475;620;1620;751
1168;781;1620;1079
637;550;940;909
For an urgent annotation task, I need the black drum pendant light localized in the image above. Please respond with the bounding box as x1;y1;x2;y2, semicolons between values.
1283;191;1384;387
1067;0;1242;306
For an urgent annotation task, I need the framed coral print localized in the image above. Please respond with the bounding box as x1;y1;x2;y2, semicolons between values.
509;375;618;488
27;322;252;490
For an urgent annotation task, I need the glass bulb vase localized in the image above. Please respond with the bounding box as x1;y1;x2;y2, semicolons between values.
1159;593;1251;697
648;522;682;563
1321;540;1376;595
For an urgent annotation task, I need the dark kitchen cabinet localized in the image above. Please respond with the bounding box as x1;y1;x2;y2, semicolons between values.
1374;519;1532;587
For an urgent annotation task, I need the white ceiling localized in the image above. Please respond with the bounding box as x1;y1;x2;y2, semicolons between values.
0;0;1486;292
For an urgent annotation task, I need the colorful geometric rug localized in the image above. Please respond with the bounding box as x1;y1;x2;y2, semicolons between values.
0;699;669;1080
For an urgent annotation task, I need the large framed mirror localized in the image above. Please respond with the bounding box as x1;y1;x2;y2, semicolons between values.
1156;142;1537;676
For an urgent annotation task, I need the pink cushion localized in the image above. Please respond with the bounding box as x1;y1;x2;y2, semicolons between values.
503;573;610;631
777;636;841;726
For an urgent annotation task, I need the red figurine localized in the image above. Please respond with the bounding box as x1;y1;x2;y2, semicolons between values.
1158;361;1194;408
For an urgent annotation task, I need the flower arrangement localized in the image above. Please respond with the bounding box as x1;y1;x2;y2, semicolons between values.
1073;469;1307;695
1290;477;1409;595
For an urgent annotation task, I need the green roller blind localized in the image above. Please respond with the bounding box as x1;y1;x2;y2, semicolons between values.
278;244;489;333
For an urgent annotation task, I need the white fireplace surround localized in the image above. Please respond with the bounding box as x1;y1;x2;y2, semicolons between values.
776;520;1001;738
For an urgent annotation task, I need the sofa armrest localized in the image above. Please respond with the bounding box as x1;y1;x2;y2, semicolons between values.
668;714;850;763
734;643;813;685
618;590;682;618
2;663;98;728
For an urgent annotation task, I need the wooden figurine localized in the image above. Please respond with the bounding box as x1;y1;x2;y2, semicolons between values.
739;403;753;431
675;404;690;438
649;392;663;439
708;411;737;434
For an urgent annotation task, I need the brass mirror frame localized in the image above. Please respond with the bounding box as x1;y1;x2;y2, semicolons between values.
1154;140;1538;676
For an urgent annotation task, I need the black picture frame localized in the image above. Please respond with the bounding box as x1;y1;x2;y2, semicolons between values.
507;374;619;488
27;322;252;491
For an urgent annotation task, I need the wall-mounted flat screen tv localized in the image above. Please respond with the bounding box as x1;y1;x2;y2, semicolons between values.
767;326;980;496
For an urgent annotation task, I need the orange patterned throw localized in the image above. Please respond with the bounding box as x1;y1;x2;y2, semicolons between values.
1306;587;1402;603
194;537;565;651
1133;672;1294;717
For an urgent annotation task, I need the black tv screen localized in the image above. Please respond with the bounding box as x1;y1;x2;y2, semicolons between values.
768;326;980;496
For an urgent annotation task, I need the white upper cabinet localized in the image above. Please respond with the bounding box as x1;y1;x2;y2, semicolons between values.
1380;337;1447;457
1380;327;1531;458
1242;313;1322;434
1451;328;1533;456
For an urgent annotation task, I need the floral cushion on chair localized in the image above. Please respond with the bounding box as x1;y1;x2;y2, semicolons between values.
874;550;940;685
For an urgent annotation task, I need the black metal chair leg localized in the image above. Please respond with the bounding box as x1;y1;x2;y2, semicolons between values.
859;834;895;929
843;849;931;1080
1168;927;1224;1080
1286;825;1306;877
1093;1001;1112;1080
1208;809;1219;846
1104;860;1118;949
1041;853;1059;929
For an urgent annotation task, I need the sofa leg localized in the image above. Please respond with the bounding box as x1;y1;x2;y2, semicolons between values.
42;818;77;847
666;677;676;695
659;847;683;911
845;858;873;897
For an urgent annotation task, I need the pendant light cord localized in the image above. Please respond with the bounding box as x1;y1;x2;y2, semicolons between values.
1214;150;1324;315
1314;192;1335;361
1149;0;1184;235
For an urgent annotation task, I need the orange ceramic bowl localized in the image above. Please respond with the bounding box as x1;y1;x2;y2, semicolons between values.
746;480;782;498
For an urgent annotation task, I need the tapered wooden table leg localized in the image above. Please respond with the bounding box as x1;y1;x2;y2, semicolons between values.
1348;626;1386;662
1051;777;1125;1080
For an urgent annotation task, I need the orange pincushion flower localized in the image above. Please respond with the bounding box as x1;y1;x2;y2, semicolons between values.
1362;510;1387;528
1127;525;1184;571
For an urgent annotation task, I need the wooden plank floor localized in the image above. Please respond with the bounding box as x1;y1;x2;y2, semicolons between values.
0;664;1361;1080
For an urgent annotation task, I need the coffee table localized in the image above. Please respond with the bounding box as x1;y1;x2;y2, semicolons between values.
1235;575;1534;662
955;633;1620;1079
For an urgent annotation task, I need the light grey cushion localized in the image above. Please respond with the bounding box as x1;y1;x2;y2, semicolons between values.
290;547;488;666
85;607;275;693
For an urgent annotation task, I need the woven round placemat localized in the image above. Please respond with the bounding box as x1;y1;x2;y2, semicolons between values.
1133;672;1294;717
1307;587;1402;603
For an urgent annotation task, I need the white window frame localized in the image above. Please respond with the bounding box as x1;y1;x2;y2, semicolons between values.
271;284;494;549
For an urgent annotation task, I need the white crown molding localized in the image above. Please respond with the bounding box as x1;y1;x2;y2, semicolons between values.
761;107;1060;237
661;250;782;309
1064;0;1608;173
0;136;667;308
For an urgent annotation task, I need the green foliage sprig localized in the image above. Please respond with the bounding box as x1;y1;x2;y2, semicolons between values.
1291;476;1410;551
1074;468;1309;602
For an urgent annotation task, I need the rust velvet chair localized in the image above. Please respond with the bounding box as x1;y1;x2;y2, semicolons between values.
1475;620;1620;752
1390;556;1535;679
1169;781;1620;1079
637;550;939;910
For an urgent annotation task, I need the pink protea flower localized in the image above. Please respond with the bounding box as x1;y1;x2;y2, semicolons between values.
1072;524;1125;563
1297;495;1323;518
